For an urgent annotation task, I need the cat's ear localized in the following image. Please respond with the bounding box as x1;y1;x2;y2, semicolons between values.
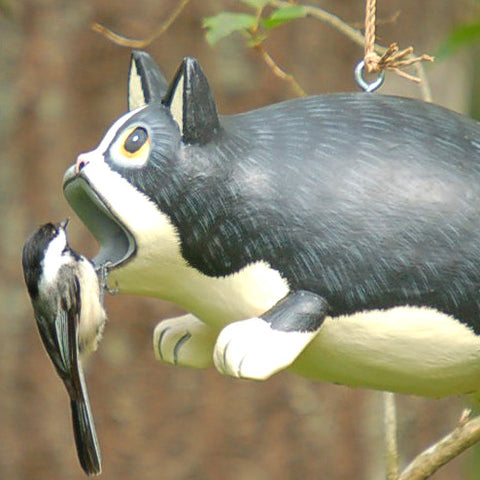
128;51;169;111
163;57;220;145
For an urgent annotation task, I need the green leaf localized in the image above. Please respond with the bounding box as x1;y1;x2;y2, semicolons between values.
262;5;307;29
437;21;480;57
239;0;270;10
203;12;257;45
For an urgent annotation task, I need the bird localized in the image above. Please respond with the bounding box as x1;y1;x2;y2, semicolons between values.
22;219;107;476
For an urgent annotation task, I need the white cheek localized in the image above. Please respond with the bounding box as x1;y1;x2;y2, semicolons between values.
97;108;145;155
40;231;68;287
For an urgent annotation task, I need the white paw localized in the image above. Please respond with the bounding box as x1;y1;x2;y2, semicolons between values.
153;315;216;369
213;318;318;380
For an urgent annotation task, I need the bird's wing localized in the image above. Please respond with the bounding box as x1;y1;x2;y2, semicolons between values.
64;275;82;398
35;309;72;382
65;276;103;475
34;270;78;380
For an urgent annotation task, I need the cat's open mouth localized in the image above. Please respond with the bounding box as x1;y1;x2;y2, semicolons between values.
63;165;137;270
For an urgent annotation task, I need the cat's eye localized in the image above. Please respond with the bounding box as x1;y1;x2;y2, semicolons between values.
114;125;151;166
124;127;148;154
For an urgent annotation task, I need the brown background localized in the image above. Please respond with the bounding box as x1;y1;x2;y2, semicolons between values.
1;1;480;479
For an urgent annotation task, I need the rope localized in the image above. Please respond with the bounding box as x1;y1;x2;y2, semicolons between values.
364;0;377;74
362;0;434;82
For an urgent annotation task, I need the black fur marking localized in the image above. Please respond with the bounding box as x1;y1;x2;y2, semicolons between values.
105;93;480;333
163;57;220;145
262;290;329;332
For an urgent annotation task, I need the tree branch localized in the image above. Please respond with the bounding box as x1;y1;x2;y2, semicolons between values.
268;0;384;54
91;0;190;48
254;43;307;96
398;410;480;480
383;392;399;480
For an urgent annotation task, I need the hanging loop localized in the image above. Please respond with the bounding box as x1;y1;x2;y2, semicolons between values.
355;60;385;93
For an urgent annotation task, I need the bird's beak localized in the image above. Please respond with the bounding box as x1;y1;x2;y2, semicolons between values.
60;218;70;230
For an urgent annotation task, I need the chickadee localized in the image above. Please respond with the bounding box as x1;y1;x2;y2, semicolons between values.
22;220;107;476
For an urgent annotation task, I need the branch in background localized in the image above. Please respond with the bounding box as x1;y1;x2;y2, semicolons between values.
383;392;399;480
413;62;433;102
254;43;306;96
91;0;433;101
350;9;401;30
249;3;307;96
203;3;309;96
268;0;383;56
399;410;480;480
91;0;190;48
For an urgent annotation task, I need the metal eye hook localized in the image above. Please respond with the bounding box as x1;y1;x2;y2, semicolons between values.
355;60;385;93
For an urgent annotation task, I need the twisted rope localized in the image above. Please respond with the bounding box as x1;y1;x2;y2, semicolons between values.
363;0;433;82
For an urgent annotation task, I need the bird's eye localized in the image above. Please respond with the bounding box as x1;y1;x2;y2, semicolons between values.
124;127;148;154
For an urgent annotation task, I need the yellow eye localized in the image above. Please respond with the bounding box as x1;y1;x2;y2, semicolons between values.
121;127;150;158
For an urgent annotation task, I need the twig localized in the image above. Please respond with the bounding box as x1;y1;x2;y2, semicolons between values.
243;3;307;97
268;0;381;54
351;10;401;30
398;410;480;480
414;62;433;102
254;44;307;97
383;392;399;480
91;0;190;48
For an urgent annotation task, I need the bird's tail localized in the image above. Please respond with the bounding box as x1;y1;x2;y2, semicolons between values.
70;394;102;476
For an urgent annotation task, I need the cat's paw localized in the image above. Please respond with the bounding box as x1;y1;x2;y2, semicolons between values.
213;318;316;380
153;315;216;369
